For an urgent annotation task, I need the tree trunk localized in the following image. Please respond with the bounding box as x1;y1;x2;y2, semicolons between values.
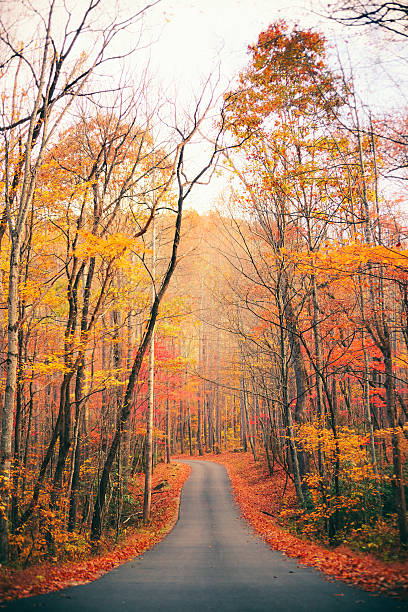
0;242;23;562
383;342;408;545
197;399;203;456
143;328;155;523
187;403;193;456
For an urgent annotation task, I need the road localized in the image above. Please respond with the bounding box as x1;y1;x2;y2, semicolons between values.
2;459;407;611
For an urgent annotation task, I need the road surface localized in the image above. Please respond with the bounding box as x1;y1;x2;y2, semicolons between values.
2;460;407;611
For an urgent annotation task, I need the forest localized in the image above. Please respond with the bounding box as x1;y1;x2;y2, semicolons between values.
1;0;408;599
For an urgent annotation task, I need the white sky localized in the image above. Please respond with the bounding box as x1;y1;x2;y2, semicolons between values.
4;0;407;210
137;0;407;210
142;0;407;105
147;0;312;84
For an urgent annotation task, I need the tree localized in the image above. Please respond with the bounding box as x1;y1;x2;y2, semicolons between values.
90;87;229;539
220;18;408;548
0;0;160;563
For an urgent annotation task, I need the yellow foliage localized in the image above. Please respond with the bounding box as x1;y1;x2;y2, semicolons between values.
73;231;138;261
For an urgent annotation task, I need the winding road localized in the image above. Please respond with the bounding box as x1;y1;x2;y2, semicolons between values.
2;460;407;611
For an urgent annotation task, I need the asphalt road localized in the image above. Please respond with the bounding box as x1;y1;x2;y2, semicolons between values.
2;459;407;611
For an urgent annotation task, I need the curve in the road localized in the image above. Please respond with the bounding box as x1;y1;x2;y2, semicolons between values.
2;459;407;611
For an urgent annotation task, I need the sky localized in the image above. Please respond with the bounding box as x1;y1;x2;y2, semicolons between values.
142;0;407;104
147;0;314;85
4;0;406;115
3;0;407;211
133;0;407;210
